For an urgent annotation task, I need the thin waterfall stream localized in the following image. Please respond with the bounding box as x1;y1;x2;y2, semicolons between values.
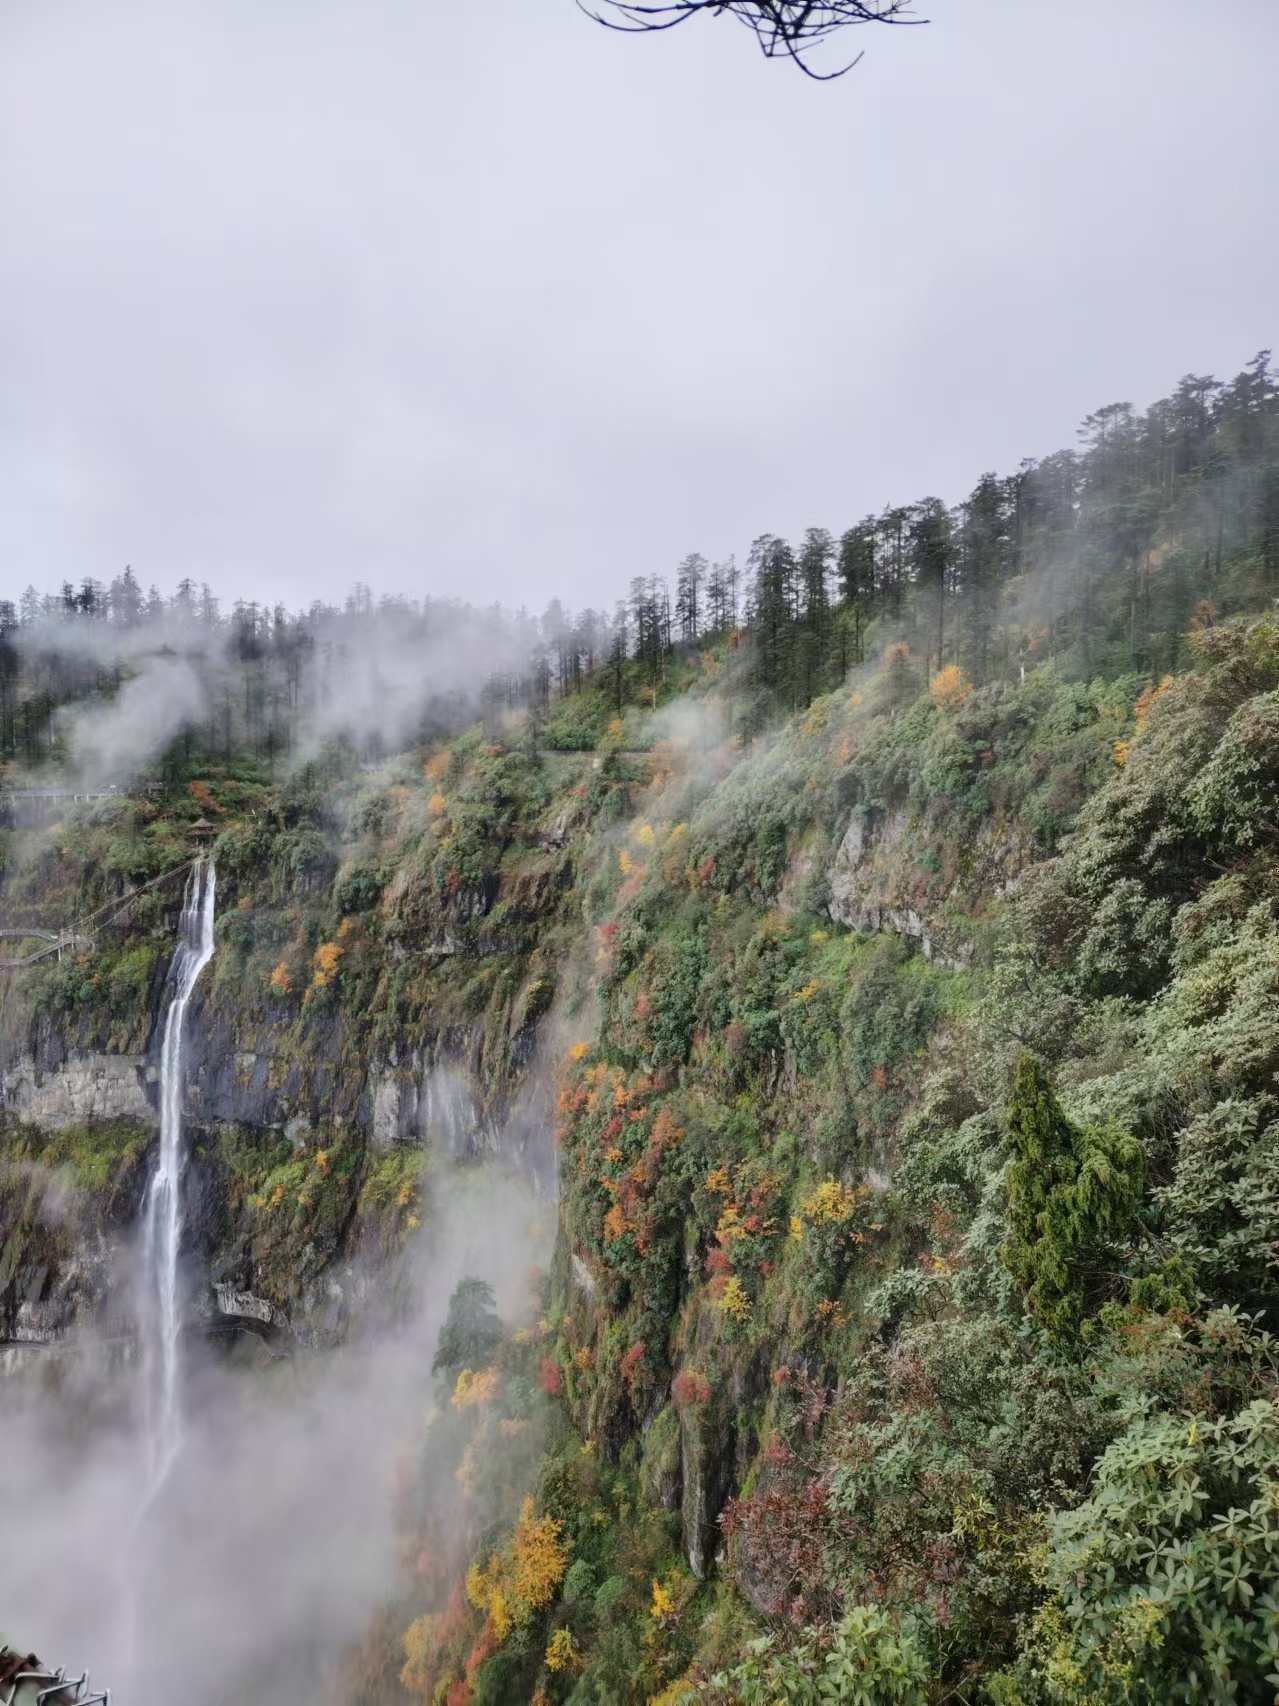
138;856;217;1491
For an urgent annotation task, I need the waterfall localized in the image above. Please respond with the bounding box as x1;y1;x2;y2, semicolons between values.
138;857;216;1489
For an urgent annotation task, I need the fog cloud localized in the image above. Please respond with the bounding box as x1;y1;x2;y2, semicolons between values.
14;598;547;785
58;656;208;786
0;1162;549;1702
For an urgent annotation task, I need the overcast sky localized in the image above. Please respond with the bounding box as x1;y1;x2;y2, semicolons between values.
2;0;1276;616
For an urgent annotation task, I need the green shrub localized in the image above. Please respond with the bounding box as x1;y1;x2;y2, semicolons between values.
561;1558;598;1606
1188;688;1279;851
334;863;385;914
711;1605;932;1705
1005;1394;1279;1705
1155;1097;1279;1306
593;1575;628;1619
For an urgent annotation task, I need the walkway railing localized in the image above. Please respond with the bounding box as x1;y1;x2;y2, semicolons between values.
0;860;197;971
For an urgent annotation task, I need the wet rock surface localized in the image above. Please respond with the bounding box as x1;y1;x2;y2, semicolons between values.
0;1051;153;1130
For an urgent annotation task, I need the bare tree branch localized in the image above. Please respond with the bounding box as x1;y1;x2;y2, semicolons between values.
578;0;925;79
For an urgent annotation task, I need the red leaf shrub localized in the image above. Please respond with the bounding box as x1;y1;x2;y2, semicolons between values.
671;1368;712;1410
620;1340;648;1385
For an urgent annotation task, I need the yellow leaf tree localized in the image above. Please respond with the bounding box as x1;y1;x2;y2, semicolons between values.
466;1497;569;1643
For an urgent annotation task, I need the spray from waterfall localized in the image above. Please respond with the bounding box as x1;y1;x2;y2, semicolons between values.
138;857;217;1490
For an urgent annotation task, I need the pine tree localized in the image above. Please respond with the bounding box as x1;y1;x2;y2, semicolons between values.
747;534;799;704
956;474;1010;683
0;600;17;760
908;498;952;678
700;555;740;636
878;506;909;622
433;1277;502;1375
608;601;628;715
1002;1056;1144;1344
675;553;707;643
108;566;142;626
797;526;835;703
836;520;876;668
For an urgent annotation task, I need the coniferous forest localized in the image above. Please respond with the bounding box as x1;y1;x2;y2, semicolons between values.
3;352;1276;776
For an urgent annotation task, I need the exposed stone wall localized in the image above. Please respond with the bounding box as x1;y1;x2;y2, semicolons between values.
0;1053;154;1130
826;805;1032;968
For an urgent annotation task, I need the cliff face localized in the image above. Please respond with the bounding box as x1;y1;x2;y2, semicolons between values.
0;990;556;1352
826;804;1033;966
0;743;581;1354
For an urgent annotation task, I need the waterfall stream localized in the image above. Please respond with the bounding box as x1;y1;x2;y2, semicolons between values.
138;857;216;1489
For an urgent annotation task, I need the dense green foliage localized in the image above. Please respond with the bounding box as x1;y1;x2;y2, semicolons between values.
528;613;1279;1701
1016;1375;1279;1704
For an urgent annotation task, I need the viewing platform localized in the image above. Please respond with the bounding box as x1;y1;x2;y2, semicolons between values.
0;784;161;828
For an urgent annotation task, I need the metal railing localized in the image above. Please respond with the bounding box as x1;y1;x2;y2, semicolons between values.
0;1651;109;1706
0;859;197;970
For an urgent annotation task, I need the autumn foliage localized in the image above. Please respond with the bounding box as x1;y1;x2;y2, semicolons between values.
466;1497;569;1642
311;939;343;990
671;1367;711;1410
929;663;972;709
451;1366;501;1409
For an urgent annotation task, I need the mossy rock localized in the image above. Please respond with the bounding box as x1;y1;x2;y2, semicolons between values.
640;1403;683;1513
